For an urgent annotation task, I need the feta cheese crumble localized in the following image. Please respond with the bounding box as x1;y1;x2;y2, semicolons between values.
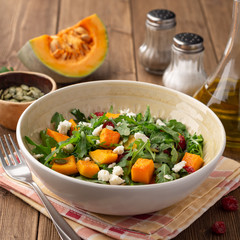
57;120;72;135
164;174;172;180
78;121;92;127
156;119;165;126
106;125;114;131
172;161;186;173
109;174;125;185
120;108;136;117
97;170;110;182
92;124;103;136
113;145;124;155
108;162;116;168
112;166;124;176
33;154;44;159
134;132;149;143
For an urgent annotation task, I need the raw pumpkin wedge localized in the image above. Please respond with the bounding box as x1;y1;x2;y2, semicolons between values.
18;14;108;83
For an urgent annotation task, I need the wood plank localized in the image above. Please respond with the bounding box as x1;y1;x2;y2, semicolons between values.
37;215;61;240
0;0;60;239
59;0;136;81
0;0;59;71
0;188;38;239
200;0;233;60
131;0;217;85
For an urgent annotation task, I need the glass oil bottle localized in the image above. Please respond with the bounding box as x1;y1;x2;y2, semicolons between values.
194;0;240;148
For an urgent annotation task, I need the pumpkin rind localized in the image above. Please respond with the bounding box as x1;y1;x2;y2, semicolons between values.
18;14;108;83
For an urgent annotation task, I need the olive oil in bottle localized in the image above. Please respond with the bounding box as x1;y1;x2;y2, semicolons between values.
194;77;240;148
194;0;240;148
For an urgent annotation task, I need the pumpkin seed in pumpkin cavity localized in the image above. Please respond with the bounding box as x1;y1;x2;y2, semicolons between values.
54;159;67;164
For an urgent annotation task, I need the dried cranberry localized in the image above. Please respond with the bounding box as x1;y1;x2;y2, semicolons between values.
94;112;105;117
177;134;186;151
163;149;171;155
221;196;239;211
211;221;226;234
103;121;115;129
183;166;195;173
117;152;129;163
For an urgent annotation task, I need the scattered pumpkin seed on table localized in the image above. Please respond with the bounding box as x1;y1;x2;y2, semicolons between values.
0;84;44;102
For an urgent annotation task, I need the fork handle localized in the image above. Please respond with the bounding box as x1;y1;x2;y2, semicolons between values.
28;180;81;240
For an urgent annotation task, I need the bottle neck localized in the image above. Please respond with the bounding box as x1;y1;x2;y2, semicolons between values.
224;0;240;55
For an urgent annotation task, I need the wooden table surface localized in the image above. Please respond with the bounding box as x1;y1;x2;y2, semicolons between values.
0;0;239;239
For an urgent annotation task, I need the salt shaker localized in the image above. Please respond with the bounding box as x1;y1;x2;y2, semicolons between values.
162;32;207;96
138;9;176;75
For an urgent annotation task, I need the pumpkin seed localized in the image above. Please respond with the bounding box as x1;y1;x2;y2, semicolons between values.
74;26;87;35
0;84;45;102
54;159;67;164
21;84;29;91
81;33;91;43
4;93;12;100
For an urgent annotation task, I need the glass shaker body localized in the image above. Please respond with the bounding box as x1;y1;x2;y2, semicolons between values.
139;9;176;75
194;0;240;148
163;33;207;96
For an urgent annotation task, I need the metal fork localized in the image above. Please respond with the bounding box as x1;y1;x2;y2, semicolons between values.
0;134;81;240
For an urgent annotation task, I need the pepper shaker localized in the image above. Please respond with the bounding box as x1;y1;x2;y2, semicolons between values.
138;9;176;75
162;32;207;96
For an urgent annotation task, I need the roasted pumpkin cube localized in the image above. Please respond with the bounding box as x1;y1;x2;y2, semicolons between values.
52;155;78;175
89;149;118;164
77;160;100;178
182;152;204;171
131;158;154;184
99;128;120;147
124;135;137;150
105;112;120;119
69;118;79;135
46;128;69;142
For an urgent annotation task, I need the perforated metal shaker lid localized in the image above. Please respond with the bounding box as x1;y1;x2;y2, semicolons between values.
146;9;176;29
173;32;204;53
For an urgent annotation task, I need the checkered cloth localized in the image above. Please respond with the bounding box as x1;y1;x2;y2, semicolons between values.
0;156;239;240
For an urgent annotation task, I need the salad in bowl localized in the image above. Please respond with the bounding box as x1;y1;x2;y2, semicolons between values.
25;106;204;186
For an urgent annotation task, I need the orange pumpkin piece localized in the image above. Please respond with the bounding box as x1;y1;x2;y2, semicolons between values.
89;149;118;164
105;112;120;119
182;152;204;171
131;158;155;184
99;128;120;147
52;155;78;175
46;128;69;142
69;119;78;135
124;135;137;150
77;160;100;178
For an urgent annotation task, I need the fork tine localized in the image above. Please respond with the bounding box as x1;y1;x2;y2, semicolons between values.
3;135;19;165
0;138;10;168
0;136;14;166
8;134;23;164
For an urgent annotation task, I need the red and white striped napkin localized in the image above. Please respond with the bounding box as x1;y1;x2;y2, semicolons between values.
0;156;239;240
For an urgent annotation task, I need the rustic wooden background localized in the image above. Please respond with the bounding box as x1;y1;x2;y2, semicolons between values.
0;0;239;239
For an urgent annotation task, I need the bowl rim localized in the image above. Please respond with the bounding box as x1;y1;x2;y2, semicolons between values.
16;80;226;189
0;71;57;105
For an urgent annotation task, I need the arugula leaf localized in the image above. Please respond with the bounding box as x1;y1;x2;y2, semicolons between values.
115;121;130;136
51;112;65;131
186;133;204;157
40;130;57;147
143;105;153;122
0;66;14;73
155;164;172;183
108;105;114;113
24;136;51;163
70;108;87;122
75;131;88;158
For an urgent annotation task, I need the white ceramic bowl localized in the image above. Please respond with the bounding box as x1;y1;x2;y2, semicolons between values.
16;80;226;216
